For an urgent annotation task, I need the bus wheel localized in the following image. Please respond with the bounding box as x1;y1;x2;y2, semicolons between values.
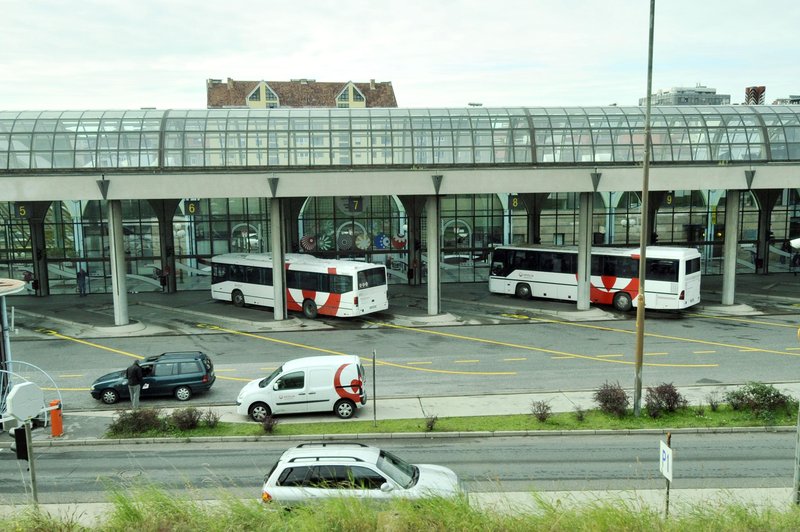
302;299;318;319
515;283;532;299
232;290;245;307
613;292;633;312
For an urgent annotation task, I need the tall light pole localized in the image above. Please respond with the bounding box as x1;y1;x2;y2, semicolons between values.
634;0;656;417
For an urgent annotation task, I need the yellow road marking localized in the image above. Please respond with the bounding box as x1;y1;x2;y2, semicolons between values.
597;354;624;358
689;313;800;329
58;374;84;378
693;350;716;354
406;361;433;365
367;321;716;368
196;323;516;376
213;368;236;372
551;356;577;360
645;352;668;357
522;317;800;358
786;348;800;351
35;328;143;359
503;357;527;361
454;359;479;364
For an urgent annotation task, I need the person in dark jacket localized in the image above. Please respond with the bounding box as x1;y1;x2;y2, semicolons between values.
125;360;144;409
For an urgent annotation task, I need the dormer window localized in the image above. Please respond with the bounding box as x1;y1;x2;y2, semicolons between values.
353;91;364;102
249;91;261;101
338;91;349;102
266;88;278;101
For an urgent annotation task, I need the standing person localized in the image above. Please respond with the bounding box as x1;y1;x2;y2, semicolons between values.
77;267;88;296
125;360;144;409
408;257;418;285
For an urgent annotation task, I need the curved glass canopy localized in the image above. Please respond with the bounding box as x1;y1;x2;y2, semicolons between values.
1;106;799;171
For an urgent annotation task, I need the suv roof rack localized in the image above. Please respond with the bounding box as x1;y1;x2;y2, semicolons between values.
295;442;368;448
288;456;365;463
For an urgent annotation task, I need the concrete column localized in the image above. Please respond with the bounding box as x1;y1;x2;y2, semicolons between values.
520;193;546;244
270;198;287;321
425;196;441;315
577;192;593;310
149;199;180;293
722;190;740;306
107;200;129;325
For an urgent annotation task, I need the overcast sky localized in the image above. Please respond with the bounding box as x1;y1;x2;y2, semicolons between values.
1;0;797;110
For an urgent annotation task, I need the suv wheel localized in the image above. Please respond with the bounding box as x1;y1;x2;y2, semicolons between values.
249;402;271;422
101;388;119;404
334;399;355;419
174;385;192;401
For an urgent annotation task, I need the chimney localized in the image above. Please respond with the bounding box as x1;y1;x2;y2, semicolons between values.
370;79;376;90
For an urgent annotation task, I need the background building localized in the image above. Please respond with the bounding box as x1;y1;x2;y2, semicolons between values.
745;86;766;105
207;78;397;109
640;84;731;106
773;95;800;105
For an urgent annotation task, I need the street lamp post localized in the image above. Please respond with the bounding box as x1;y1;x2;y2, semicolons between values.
634;0;656;417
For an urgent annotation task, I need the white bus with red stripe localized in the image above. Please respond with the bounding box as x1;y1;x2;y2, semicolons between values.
488;245;701;311
211;253;389;318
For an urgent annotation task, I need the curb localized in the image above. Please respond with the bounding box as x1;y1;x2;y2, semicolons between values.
3;424;793;449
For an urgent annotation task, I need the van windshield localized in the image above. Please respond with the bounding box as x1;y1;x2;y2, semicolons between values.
259;366;283;388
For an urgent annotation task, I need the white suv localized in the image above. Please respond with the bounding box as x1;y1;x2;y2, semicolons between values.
261;442;462;503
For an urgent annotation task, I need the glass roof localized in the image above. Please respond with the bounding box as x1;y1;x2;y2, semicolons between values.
1;106;799;171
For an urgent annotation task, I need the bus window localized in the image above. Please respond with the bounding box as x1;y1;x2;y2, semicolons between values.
646;259;678;282
357;267;386;289
331;274;353;294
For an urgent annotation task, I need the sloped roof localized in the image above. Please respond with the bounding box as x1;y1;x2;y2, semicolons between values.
207;78;398;108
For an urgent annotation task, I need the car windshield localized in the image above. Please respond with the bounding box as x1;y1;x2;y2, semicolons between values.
259;366;283;388
376;450;417;488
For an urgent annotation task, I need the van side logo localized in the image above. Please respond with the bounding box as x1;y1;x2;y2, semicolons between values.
333;363;362;402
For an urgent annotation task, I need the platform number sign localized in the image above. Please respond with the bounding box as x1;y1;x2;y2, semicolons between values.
659;440;673;482
14;203;30;219
184;200;200;215
509;194;521;210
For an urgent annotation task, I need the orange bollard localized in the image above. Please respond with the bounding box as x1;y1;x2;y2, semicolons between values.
50;400;63;438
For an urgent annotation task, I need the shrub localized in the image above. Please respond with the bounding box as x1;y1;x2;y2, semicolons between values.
694;403;705;416
170;407;202;431
425;415;438;432
262;415;279;434
644;383;687;418
593;381;629;418
202;409;221;428
573;406;586;422
530;400;552;422
706;391;721;412
108;408;164;435
724;382;797;422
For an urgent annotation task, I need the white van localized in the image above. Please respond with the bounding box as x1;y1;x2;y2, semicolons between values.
236;355;367;421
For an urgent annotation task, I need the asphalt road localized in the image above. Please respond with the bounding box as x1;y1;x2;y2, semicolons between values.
9;309;800;411
0;433;794;504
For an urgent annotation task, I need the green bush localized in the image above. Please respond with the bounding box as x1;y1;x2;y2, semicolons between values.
724;382;797;423
202;408;221;428
170;407;202;431
425;414;439;432
262;415;279;434
108;408;165;435
530;400;552;422
593;381;629;418
644;383;687;418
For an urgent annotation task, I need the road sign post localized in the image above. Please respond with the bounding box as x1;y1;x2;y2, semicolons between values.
660;433;673;518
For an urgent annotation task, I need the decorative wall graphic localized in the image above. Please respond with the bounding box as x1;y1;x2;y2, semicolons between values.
355;234;371;250
337;234;354;250
391;234;407;249
317;234;332;250
373;233;390;249
300;235;317;251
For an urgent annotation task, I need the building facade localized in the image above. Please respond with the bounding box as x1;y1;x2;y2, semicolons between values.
207;78;398;109
640;85;731;106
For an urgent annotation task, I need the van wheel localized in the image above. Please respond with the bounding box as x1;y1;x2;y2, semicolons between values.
334;399;355;419
302;299;318;319
249;402;271;422
613;292;633;312
174;385;192;401
101;388;119;405
515;283;532;299
232;290;245;308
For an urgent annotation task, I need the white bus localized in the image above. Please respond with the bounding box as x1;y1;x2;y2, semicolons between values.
211;253;389;319
488;245;702;311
